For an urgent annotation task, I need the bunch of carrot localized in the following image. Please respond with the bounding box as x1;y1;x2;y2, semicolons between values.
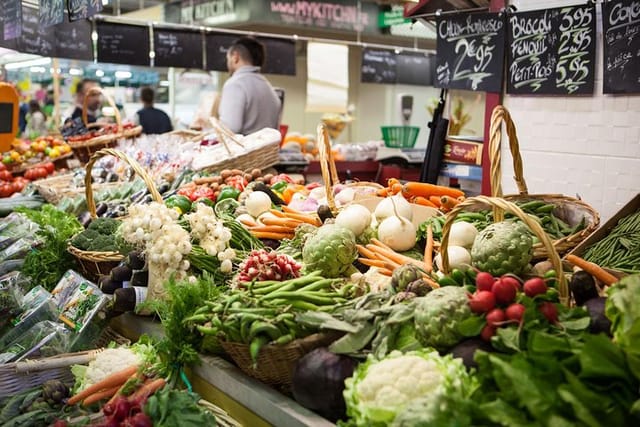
242;207;321;240
375;179;466;212
67;365;166;408
357;238;439;288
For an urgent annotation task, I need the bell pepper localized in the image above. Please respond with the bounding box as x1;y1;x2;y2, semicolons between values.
225;175;247;191
270;180;289;194
216;186;241;202
270;174;295;185
191;186;216;201
165;195;192;215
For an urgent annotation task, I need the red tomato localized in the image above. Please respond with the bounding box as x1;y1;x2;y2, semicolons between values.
0;170;13;181
0;184;13;198
43;162;55;174
0;163;6;171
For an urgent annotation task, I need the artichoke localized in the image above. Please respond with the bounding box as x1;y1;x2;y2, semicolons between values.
470;220;533;277
391;264;422;292
302;224;358;278
42;380;69;404
414;286;470;351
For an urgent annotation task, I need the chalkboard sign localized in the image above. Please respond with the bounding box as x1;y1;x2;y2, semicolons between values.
603;0;640;94
54;13;93;61
435;12;505;92
261;37;296;76
205;32;240;72
507;5;596;95
361;48;397;84
1;0;22;40
39;0;64;28
154;29;203;69
97;22;150;66
397;52;434;86
68;0;102;22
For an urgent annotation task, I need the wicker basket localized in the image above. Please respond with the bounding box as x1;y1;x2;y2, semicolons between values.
68;148;163;283
68;87;142;164
220;332;337;387
195;118;280;173
33;173;122;205
489;105;599;259
441;196;569;305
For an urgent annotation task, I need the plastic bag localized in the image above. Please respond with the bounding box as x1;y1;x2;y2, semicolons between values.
0;320;70;364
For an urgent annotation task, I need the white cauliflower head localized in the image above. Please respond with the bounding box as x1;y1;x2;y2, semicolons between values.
73;347;141;392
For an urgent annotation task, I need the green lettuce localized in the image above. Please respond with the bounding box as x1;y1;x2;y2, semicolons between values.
606;274;640;381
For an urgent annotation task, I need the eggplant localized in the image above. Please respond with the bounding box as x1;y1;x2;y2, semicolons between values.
569;271;599;306
317;205;334;224
156;182;170;195
253;182;285;206
95;202;109;217
584;297;612;336
129;188;148;204
77;211;92;228
450;338;494;369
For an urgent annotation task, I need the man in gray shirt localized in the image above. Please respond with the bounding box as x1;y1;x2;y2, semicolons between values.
218;37;282;135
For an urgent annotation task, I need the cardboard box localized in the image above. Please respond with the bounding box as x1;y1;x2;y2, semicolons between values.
568;193;640;276
444;136;483;165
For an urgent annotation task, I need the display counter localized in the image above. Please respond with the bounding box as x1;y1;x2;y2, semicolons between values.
110;314;334;427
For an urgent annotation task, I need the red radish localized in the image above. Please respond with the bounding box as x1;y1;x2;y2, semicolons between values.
524;277;548;297
469;291;496;313
486;308;506;327
52;421;67;427
501;275;521;292
129;412;153;427
475;272;495;292
492;279;517;305
480;324;496;342
112;396;131;421
538;302;558;323
505;303;526;322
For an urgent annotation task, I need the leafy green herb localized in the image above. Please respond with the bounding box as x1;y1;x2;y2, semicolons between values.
144;387;217;427
15;205;82;291
606;274;640;382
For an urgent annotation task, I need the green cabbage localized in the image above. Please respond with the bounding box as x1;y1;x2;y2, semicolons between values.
302;224;358;278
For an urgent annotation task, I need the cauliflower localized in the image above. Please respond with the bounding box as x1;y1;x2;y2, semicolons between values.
72;347;141;392
343;350;474;426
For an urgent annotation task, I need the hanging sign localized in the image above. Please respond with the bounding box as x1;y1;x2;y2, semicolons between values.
435;12;506;93
602;0;640;94
68;0;103;22
17;5;56;57
154;29;204;69
1;0;23;40
54;13;93;61
97;22;150;66
361;48;397;84
40;0;64;28
506;5;596;95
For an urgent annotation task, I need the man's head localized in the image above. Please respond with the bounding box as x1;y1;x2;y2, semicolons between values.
76;78;100;111
140;87;154;106
226;37;266;75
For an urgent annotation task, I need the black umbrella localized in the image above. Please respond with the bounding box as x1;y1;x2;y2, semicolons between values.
419;89;449;184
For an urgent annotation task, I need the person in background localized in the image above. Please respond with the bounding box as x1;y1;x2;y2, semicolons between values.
218;37;281;135
135;87;173;135
69;79;100;124
24;100;47;138
16;88;28;134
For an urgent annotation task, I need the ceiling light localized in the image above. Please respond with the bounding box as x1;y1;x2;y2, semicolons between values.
4;57;51;70
159;80;170;87
29;66;46;73
69;68;83;76
115;70;132;79
95;69;105;77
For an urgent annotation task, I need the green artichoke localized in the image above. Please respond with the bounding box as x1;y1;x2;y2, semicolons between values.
42;379;69;404
391;264;422;292
470;220;533;277
302;224;358;278
414;286;470;351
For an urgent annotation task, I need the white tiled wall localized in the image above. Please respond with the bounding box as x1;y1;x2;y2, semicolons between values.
502;0;640;222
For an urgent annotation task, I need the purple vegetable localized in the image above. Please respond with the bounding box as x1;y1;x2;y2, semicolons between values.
291;347;357;422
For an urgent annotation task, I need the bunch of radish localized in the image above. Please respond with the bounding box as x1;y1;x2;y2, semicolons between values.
236;249;302;283
468;271;557;342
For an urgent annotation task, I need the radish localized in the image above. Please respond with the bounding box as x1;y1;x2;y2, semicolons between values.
492;279;517;305
469;291;496;313
480;324;496;342
505;303;526;322
538;302;558;323
500;275;522;292
475;272;495;292
523;277;548;297
486;308;506;327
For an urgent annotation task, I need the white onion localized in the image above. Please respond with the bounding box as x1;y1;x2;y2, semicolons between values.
375;195;413;222
434;246;472;272
377;215;417;252
335;204;372;236
448;221;478;249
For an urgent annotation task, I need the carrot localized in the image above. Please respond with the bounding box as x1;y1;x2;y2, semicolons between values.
68;365;138;405
412;196;438;208
281;205;303;214
268;209;287;218
128;378;167;401
429;196;442;207
238;217;258;227
260;217;302;227
564;254;618;287
251;231;294;240
424;224;434;273
390;183;403;195
420;273;440;289
440;195;461;211
366;248;401;270
402;182;465;199
282;212;321;226
368;241;427;269
250;225;296;234
358;258;387;269
387;178;400;188
377;268;393;276
356;244;378;259
107;373;143;406
376;187;389;197
82;386;120;407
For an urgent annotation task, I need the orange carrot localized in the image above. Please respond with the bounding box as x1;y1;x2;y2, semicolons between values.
282;212;322;226
269;209;287;218
377;187;389;197
250;225;296;234
429;196;442;207
387;178;400;188
251;231;294;240
106;373;142;405
356;244;377;259
82;386;120;407
68;365;138;405
367;249;401;270
238;217;258;227
564;254;618;287
390;183;403;195
260;217;303;227
402;182;465;199
368;241;427;269
424;224;434;273
358;258;386;268
420;273;440;289
440;195;461;211
412;196;438;208
128;378;167;402
377;268;393;276
281;205;304;214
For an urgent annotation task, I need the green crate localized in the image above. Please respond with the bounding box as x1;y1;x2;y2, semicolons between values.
381;126;420;148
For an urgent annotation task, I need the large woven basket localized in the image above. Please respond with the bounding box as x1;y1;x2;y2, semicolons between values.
0;327;128;398
68;87;142;164
32;173;122;204
197;118;280;173
220;332;337;388
489;106;599;259
68;148;163;282
441;196;569;306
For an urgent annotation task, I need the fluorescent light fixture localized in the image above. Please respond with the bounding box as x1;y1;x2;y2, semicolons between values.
95;69;105;77
159;80;170;87
91;31;98;41
69;68;83;76
149;51;155;59
49;68;62;73
4;57;51;70
102;0;109;5
114;70;132;79
29;66;46;73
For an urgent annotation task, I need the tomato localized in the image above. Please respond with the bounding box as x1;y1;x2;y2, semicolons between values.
43;162;55;174
0;163;6;172
0;184;13;198
0;170;13;181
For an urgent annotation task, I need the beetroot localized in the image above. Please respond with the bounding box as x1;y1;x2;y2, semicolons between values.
469;291;496;314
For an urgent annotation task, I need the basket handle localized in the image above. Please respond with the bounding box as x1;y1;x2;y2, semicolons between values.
317;123;339;214
15;349;102;374
489;106;529;198
440;195;568;305
82;87;123;135
84;148;163;218
209;117;245;148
